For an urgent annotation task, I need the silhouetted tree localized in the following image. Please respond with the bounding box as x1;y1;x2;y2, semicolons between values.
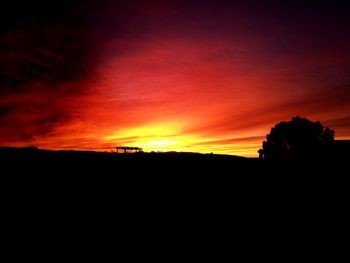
261;116;334;160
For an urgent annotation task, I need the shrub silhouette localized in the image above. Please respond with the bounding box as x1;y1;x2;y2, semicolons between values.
262;116;334;160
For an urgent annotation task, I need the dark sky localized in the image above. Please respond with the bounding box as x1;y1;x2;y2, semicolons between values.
1;0;350;156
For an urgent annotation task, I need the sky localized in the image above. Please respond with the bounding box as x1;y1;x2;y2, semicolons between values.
1;0;350;157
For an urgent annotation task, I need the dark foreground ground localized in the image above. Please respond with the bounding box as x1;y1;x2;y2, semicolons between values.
1;146;348;199
1;146;348;249
2;146;348;210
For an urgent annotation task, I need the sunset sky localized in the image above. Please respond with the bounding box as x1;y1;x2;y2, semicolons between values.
1;0;350;157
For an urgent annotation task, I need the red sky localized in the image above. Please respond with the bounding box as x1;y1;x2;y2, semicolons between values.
1;0;350;157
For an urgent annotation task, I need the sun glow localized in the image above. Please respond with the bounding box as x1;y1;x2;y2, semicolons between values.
140;140;178;147
104;123;181;141
104;123;200;152
103;123;261;156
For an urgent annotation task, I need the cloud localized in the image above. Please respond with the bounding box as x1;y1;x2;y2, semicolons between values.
191;136;265;146
1;0;350;155
0;1;107;143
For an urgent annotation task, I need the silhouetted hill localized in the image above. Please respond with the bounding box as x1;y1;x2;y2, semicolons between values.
1;145;348;163
0;147;247;162
0;147;253;172
1;145;348;175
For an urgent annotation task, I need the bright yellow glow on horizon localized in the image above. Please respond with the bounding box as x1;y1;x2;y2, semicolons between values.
140;140;179;147
104;123;200;152
103;123;261;157
105;123;181;140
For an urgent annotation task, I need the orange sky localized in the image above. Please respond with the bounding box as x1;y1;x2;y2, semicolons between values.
1;0;350;157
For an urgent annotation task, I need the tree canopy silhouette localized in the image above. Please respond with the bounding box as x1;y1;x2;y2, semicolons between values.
261;116;334;160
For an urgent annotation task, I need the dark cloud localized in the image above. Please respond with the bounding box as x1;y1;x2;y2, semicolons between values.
0;0;111;143
0;1;97;85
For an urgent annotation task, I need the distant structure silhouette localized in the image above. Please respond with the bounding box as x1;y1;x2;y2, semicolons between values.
257;149;264;159
259;116;334;160
115;146;143;154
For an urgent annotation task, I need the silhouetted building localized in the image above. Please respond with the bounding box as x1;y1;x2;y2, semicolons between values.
331;140;350;159
258;149;264;159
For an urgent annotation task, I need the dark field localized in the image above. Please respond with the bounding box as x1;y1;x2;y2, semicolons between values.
1;146;347;238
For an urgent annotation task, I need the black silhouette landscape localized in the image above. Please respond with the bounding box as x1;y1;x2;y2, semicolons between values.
2;2;350;250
